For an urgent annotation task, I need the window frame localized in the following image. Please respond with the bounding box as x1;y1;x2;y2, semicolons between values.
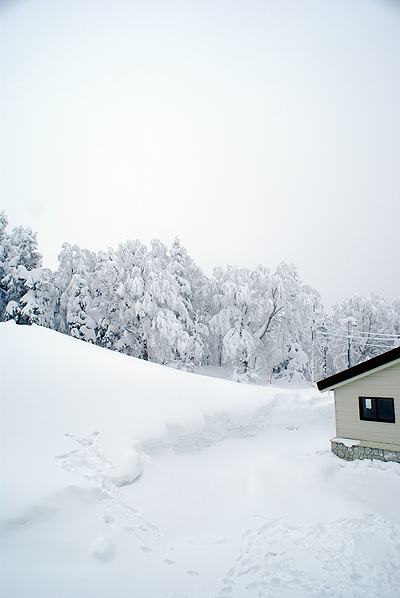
358;396;395;424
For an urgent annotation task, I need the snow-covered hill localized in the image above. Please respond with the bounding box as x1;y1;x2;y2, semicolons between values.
1;321;400;597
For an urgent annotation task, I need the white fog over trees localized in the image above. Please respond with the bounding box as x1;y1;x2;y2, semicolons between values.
1;211;399;383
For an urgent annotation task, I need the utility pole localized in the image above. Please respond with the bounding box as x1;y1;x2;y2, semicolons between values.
342;317;357;369
311;314;315;383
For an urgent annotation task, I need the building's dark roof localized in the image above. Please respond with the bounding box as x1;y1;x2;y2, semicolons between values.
317;346;400;392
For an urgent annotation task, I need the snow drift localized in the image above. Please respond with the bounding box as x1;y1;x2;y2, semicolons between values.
1;321;400;598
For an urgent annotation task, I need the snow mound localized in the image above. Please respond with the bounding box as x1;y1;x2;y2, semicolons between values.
91;536;116;562
109;440;143;487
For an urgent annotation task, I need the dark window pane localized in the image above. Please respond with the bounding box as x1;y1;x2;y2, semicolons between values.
377;398;395;423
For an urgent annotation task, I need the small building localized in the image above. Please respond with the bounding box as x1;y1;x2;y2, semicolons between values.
317;347;400;462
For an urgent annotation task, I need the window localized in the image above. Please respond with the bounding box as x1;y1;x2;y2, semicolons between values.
359;397;395;423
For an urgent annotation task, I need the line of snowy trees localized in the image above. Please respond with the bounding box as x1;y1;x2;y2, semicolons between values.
1;211;399;383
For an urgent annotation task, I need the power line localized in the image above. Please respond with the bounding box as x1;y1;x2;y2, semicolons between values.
321;327;400;339
315;332;399;343
319;332;397;343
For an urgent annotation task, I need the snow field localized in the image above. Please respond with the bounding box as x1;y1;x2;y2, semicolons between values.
1;321;400;597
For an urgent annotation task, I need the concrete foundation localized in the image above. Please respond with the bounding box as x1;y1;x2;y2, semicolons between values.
331;439;400;463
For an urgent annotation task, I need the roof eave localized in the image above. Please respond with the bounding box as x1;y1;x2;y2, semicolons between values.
317;347;400;392
318;356;400;392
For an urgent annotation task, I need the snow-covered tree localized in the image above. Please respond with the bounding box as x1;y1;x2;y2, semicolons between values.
209;266;261;379
96;240;147;356
253;263;319;382
271;342;309;383
53;243;98;342
208;262;322;382
0;211;9;319
391;298;400;343
167;237;210;366
0;212;43;324
134;239;195;366
330;294;398;372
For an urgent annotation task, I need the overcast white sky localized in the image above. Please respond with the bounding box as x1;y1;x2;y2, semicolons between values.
1;0;399;311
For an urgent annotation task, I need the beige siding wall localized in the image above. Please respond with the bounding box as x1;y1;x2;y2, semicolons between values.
334;361;400;445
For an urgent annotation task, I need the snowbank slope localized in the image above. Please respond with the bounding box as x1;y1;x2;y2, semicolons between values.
1;322;400;598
